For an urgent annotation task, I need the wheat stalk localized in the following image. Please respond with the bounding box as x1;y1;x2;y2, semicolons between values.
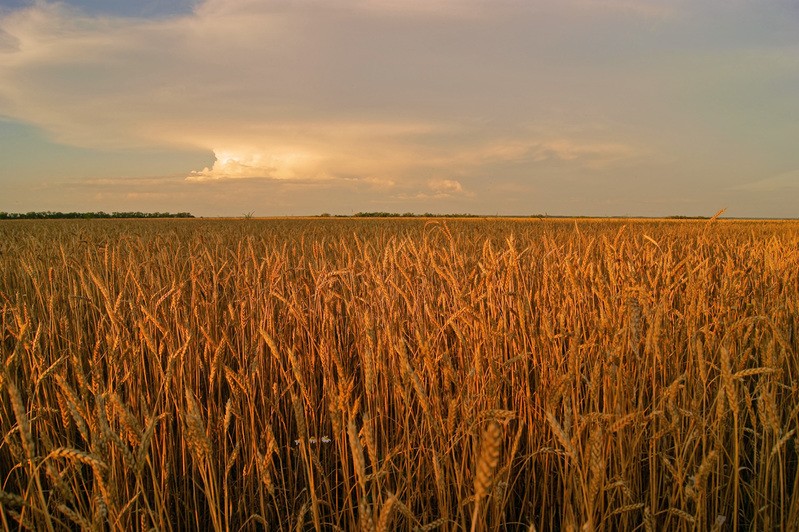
471;420;502;532
47;447;107;471
348;415;368;493
6;378;36;463
184;389;211;460
377;494;397;532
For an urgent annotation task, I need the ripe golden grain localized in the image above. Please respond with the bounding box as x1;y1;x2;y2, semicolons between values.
474;420;503;501
587;425;605;502
184;389;211;460
720;347;739;416
48;447;107;470
0;218;797;530
348;415;368;493
545;409;577;460
56;503;91;529
0;489;26;508
376;495;397;532
6;378;36;464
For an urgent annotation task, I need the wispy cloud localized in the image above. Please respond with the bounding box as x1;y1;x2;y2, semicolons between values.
0;1;648;180
732;169;799;192
393;177;471;201
569;0;679;19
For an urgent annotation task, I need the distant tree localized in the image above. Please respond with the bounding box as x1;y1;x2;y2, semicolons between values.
0;211;195;220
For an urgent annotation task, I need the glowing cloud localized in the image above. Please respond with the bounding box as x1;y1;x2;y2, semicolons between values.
428;178;464;195
188;148;326;181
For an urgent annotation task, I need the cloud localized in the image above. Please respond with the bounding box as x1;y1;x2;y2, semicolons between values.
732;169;799;192
428;178;463;195
0;27;19;52
531;139;640;169
392;177;470;201
187;148;328;181
569;0;678;19
2;0;795;218
0;2;648;150
421;135;643;171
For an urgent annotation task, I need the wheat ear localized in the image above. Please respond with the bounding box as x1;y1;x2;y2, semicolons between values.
471;420;502;532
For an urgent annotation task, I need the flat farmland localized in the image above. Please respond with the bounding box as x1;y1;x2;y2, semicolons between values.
1;218;798;531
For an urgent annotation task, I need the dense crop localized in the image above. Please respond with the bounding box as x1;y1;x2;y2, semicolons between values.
1;218;798;530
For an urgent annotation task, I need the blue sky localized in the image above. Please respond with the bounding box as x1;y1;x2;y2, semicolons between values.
1;0;197;18
0;0;797;217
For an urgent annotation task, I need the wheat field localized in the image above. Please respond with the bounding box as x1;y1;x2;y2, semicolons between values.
1;218;798;531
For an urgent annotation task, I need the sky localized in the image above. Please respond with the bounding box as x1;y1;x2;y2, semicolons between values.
0;0;797;217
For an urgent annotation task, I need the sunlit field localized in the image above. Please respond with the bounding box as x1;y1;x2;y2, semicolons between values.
1;218;798;531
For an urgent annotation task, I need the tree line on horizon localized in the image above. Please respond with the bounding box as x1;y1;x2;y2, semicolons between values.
324;212;713;219
0;211;195;220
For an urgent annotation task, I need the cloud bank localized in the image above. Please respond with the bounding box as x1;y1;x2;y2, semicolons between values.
1;0;798;215
0;1;650;189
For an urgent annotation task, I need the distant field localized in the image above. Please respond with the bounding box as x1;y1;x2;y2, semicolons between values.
1;218;798;530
